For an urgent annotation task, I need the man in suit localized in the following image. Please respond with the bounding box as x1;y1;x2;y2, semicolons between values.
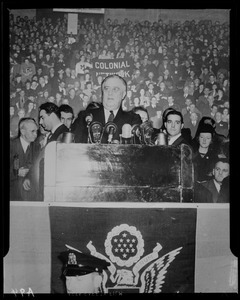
10;118;39;201
164;109;192;147
38;102;69;143
184;112;200;139
72;74;142;143
174;85;195;110
215;111;229;138
201;158;230;203
22;102;69;199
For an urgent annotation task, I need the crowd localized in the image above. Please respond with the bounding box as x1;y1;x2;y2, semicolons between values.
9;12;230;202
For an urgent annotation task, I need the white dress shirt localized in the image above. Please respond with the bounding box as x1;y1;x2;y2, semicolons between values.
213;179;221;193
20;136;30;153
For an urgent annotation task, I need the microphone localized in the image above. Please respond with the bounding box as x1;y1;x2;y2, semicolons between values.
122;124;132;138
104;122;117;144
120;124;133;144
140;121;154;145
156;130;168;145
131;124;142;144
85;113;93;126
89;121;104;143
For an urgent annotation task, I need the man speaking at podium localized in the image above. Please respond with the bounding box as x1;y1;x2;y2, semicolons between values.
72;74;142;143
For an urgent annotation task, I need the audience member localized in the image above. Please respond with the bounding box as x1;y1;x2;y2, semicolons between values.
59;104;74;130
164;109;191;147
192;124;219;182
9;12;230;203
201;157;230;203
38;102;69;144
10;118;39;201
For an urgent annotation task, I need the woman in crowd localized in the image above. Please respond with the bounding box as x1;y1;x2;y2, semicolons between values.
192;123;219;183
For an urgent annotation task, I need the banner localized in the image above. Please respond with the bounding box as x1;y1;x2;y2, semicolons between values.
67;13;78;35
4;203;237;294
92;58;134;82
49;206;196;293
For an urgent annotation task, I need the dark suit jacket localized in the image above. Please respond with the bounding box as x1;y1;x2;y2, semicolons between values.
215;121;229;138
170;134;192;148
72;106;142;143
47;123;69;144
201;179;220;203
10;137;40;201
22;124;68;201
193;182;213;203
184;120;200;139
175;93;195;109
218;176;229;203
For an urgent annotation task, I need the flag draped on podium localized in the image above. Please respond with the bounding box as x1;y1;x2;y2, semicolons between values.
5;204;236;294
49;207;196;293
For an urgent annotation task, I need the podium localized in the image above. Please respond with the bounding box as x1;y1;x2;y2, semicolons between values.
5;143;236;294
43;142;194;203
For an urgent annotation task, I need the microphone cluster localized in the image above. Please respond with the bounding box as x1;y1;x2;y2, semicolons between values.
85;113;117;144
85;113;155;145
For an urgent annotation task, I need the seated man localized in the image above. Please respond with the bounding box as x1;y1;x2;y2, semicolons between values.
164;109;192;147
201;157;230;203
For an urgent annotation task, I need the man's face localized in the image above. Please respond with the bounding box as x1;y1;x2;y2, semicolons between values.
18;110;25;119
69;89;75;97
213;161;230;184
39;109;52;131
215;112;222;121
183;86;189;94
61;112;73;129
165;114;183;137
39;77;45;85
185;99;192;106
28;102;34;110
190;112;198;121
204;88;210;95
151;97;157;105
21;121;38;143
102;77;126;111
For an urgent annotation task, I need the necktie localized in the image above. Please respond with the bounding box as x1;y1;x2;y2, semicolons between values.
107;110;114;122
25;144;30;155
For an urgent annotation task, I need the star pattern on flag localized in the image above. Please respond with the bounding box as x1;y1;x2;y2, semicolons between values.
111;230;138;260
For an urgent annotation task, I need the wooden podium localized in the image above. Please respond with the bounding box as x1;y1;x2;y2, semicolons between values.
5;143;236;294
43;142;194;203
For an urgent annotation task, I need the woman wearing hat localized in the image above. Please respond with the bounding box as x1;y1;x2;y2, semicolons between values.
192;123;219;183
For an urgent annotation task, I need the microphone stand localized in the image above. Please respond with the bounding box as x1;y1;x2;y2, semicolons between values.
87;124;91;143
104;122;117;144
